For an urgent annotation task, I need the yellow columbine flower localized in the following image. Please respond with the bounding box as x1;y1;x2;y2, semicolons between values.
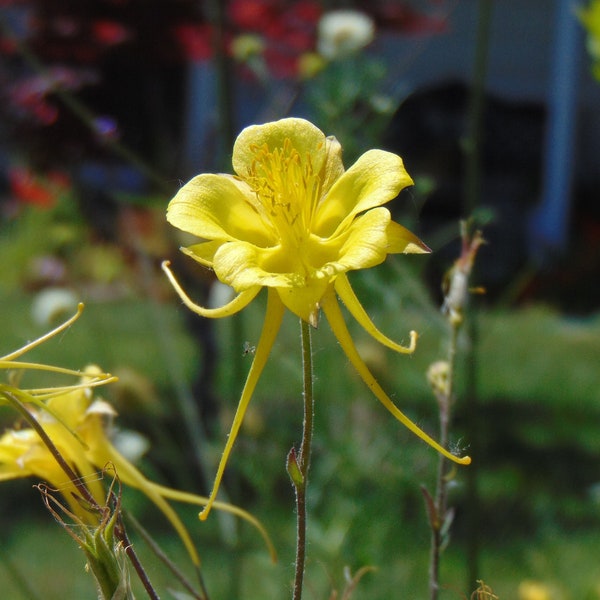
0;309;275;565
163;117;471;519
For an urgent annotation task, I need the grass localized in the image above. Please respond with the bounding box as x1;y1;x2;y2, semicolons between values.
1;262;600;598
3;516;600;598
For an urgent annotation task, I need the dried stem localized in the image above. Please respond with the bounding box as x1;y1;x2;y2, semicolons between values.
115;513;160;600
427;224;484;600
126;511;209;600
428;323;460;600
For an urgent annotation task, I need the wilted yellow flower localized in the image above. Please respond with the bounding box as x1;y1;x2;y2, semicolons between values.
297;51;327;79
518;580;552;600
163;117;471;518
0;308;275;565
231;33;265;62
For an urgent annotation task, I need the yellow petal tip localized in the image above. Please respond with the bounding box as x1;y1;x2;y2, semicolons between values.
199;507;210;521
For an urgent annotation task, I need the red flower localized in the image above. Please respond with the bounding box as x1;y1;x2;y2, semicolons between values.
228;0;321;78
174;23;213;61
92;20;131;46
373;2;449;34
8;167;70;209
8;67;96;124
229;0;279;30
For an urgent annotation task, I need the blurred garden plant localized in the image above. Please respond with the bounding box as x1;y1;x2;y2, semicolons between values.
163;116;471;597
423;223;485;600
578;0;600;80
0;305;275;597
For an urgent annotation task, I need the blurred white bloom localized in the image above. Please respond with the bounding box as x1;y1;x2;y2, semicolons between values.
111;429;151;464
208;280;236;309
317;10;375;60
370;94;396;114
31;287;78;326
588;481;600;504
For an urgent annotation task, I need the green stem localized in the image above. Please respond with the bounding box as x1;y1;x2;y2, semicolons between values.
464;313;481;588
292;319;315;600
115;514;160;600
125;511;208;600
429;322;460;600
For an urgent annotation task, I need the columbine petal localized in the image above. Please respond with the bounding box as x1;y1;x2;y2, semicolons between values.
386;220;431;254
150;483;277;562
321;288;471;466
276;278;330;327
1;303;84;362
318;135;345;195
232;118;329;179
181;240;224;267
213;242;302;291
167;174;272;246
334;273;417;354
82;423;203;566
314;149;413;237
162;260;261;318
200;289;285;519
333;207;391;271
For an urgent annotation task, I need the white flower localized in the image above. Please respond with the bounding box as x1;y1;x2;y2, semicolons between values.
31;287;78;326
317;10;375;60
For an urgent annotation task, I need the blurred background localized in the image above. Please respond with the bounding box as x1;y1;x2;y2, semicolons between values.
1;1;599;598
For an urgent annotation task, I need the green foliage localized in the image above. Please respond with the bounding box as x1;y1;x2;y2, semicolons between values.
2;262;600;597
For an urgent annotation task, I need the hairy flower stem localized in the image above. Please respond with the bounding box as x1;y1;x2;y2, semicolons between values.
291;319;315;600
126;511;208;600
427;223;484;599
429;324;460;600
117;516;160;600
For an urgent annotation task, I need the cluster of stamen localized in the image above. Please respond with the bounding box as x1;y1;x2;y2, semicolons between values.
245;139;321;247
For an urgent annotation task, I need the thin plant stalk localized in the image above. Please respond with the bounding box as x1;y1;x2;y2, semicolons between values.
290;319;315;600
126;511;209;600
116;514;160;600
428;324;460;600
426;224;484;600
